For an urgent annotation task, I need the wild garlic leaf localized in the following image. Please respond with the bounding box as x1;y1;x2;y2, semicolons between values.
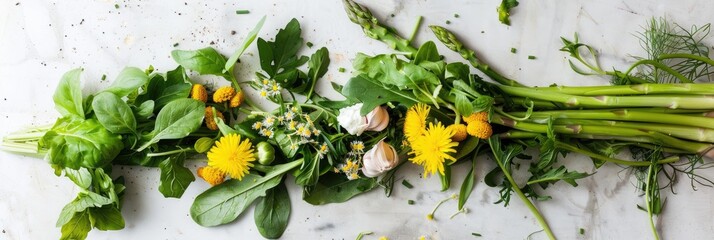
53;68;85;118
171;47;228;76
342;75;419;115
257;18;307;78
353;53;440;90
158;154;195;198
42;117;123;169
303;174;378;205
254;182;291;239
190;174;282;227
92;92;137;135
60;209;91;240
88;205;125;231
136;99;204;151
497;0;519;26
103;67;149;97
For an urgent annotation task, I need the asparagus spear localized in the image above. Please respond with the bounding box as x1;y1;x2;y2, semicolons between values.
531;83;714;96
342;0;417;56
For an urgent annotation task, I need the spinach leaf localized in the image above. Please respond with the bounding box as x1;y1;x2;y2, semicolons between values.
158;154;195;198
88;205;125;231
257;18;308;78
353;53;440;89
172;47;228;76
56;191;113;227
53;68;85;118
136;99;204;151
254;182;290;239
64;168;92;189
342;75;419;115
190;174;282;227
133;100;155;121
104;67;149;97
42;117;123;169
303;174;377;205
60;210;91;240
92;92;137;134
226;16;266;71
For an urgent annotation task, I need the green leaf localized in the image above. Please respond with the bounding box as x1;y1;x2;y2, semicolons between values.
294;152;320;186
497;0;519;26
529;166;591;187
64;168;92;189
303;174;377;205
257;18;307;78
171;47;228;76
133;100;155;121
137;99;204;151
453;91;474;116
57;192;113;227
88;205;125;231
104;67;149;97
274;129;298;158
191;174;282;227
414;41;441;64
42;117;123;169
484;167;503;187
445;62;470;80
458;158;477;210
135;68;192;111
254;182;291;239
158;154;195;198
305;47;330;98
453;137;481;161
60;210;91;240
92;92;137;134
342;75;419;115
226;16;266;71
353;53;440;89
53;68;85;118
440;164;451;191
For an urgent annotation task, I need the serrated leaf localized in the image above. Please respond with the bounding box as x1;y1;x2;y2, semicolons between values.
342;75;419;115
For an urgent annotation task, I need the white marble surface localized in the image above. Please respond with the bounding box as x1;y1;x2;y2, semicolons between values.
1;0;714;239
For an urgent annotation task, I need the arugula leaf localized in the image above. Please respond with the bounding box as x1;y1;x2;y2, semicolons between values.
257;18;308;78
303;174;377;205
42;117;123;169
158;154;195;198
497;0;519;26
88;205;125;231
53;68;85;118
226;16;266;72
56;191;113;227
60;210;91;240
305;47;330;99
92;92;137;135
190;173;282;227
254;182;291;239
103;67;149;97
342;75;419;115
353;53;440;89
528;166;591;187
137;99;204;151
171;47;228;76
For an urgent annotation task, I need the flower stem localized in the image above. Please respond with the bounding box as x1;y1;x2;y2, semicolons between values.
146;148;195;157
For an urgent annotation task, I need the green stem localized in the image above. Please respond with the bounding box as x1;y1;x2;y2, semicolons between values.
408;16;423;42
621;59;692;83
146;148;195;157
659;53;714;66
488;138;556;240
510;109;714;130
295;103;337;118
645;160;661;240
554;141;679;166
496;84;714;109
553;119;714;143
530;83;714;96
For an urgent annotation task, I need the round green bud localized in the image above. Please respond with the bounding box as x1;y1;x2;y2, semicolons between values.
256;141;275;165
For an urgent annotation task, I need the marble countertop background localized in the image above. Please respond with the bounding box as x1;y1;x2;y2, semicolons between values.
1;0;713;239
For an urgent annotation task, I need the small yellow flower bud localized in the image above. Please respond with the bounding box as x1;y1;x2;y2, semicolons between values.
466;121;493;140
205;106;225;131
197;166;225;186
463;111;489;124
229;90;244;108
213;86;236;103
190;84;208;103
448;123;468;142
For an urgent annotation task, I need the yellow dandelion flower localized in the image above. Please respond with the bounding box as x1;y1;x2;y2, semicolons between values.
466;121;493;140
213;86;236;103
404;103;430;144
207;134;256;180
229;91;244;108
190;84;208;103
410;122;458;176
197;166;225;186
448;123;468;142
463;111;489;124
205;107;224;131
